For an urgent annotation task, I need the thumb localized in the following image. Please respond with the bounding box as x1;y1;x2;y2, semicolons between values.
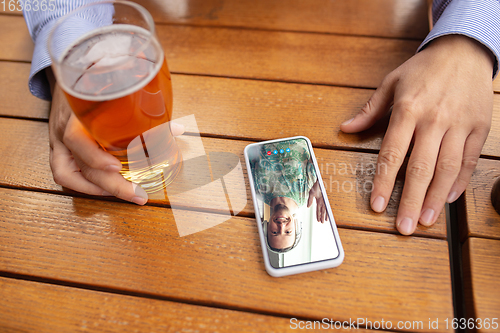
340;74;397;133
170;122;185;136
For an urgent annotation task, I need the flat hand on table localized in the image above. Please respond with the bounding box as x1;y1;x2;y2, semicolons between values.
49;82;184;205
307;180;328;223
340;35;495;235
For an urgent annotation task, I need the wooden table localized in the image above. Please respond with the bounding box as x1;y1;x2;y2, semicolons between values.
0;1;498;332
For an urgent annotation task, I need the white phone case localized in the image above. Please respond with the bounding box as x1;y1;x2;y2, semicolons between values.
244;136;344;277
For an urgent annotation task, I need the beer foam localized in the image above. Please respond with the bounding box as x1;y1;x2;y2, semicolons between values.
58;24;163;102
78;33;132;68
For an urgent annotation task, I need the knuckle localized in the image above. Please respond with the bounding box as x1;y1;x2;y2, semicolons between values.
400;195;422;210
407;160;434;180
378;147;403;166
461;157;478;170
436;157;460;175
360;99;374;116
395;99;418;119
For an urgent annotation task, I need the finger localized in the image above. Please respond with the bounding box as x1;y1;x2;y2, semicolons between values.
170;122;185;136
307;193;314;208
370;108;415;213
63;114;122;172
446;129;489;203
316;199;321;222
419;130;465;226
75;155;149;205
50;140;107;195
396;129;443;235
320;202;327;223
340;73;397;133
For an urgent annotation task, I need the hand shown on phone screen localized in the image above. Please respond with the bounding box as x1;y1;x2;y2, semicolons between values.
307;180;328;223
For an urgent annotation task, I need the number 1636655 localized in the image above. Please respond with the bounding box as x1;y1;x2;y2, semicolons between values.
2;0;56;11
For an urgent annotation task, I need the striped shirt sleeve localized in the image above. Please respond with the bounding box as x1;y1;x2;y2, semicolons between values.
418;0;500;79
23;0;106;100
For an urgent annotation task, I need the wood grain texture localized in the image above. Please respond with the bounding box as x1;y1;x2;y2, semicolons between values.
3;65;499;159
135;0;429;40
462;238;500;332
0;117;447;238
2;0;429;39
158;25;420;89
2;277;361;333
482;95;500;157
0;188;453;331
1;15;418;88
3;11;499;95
0;15;33;61
170;76;497;155
458;158;500;241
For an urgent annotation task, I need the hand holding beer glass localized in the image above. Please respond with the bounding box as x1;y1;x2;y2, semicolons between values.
48;1;182;201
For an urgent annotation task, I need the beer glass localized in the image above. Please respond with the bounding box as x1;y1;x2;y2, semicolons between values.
48;1;182;193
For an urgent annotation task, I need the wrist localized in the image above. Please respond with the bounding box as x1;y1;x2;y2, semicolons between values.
427;34;495;78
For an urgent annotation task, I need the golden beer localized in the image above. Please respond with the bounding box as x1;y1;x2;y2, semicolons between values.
57;24;182;193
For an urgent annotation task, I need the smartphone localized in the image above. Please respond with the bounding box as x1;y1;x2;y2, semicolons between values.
244;136;344;277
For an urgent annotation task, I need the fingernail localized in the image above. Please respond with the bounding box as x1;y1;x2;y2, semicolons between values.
132;196;147;205
132;183;148;205
371;196;385;212
398;217;414;235
104;164;122;172
420;208;435;226
170;122;185;136
447;191;458;203
341;117;355;126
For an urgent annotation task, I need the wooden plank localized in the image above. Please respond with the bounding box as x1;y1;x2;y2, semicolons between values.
458;158;500;241
0;117;447;238
462;238;500;332
482;95;500;157
0;15;419;88
2;61;499;159
158;25;420;89
170;75;500;158
135;0;429;40
3;277;354;333
0;15;33;61
2;13;499;94
0;279;389;333
0;62;49;119
0;188;453;331
1;0;429;39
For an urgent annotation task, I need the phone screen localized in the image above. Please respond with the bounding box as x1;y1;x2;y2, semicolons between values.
247;137;340;269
